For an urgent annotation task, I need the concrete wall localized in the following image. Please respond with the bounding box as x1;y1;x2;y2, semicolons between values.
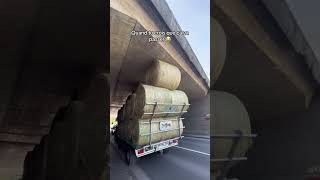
183;94;210;136
229;93;320;179
0;143;33;179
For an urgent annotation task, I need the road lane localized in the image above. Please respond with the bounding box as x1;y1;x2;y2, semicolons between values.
110;135;210;180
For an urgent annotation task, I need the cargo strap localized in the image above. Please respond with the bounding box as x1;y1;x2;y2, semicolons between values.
212;130;257;180
149;102;158;146
146;102;189;146
218;130;242;180
178;103;186;139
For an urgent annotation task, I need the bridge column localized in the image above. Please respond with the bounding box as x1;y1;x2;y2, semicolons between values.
22;73;108;180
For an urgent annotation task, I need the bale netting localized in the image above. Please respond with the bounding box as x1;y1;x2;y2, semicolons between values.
133;84;189;119
145;60;181;90
129;117;184;147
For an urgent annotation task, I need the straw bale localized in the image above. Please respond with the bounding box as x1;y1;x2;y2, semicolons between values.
129;117;183;147
133;84;189;119
145;60;181;90
211;91;252;172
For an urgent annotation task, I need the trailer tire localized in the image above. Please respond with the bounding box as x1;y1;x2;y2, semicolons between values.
114;135;118;145
163;149;169;154
114;135;122;150
126;149;137;166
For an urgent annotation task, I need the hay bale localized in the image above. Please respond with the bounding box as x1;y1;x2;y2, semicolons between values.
116;107;123;122
129;117;183;147
212;18;226;83
117;105;128;141
124;94;135;121
133;84;189;119
116;84;189;147
145;60;181;90
126;95;132;119
211;90;252;173
171;90;189;113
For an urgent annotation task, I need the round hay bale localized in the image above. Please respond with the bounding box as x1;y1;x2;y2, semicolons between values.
171;90;189;113
124;94;136;121
134;84;172;119
124;95;132;121
116;107;123;122
133;84;189;119
211;90;252;173
212;18;227;83
145;60;181;90
117;106;127;140
130;117;184;147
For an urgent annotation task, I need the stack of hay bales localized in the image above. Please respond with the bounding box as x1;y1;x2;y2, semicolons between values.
117;60;189;148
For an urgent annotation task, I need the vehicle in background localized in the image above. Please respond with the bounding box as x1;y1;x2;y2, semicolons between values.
110;124;117;135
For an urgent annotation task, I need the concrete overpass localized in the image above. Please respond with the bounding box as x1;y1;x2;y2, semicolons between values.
213;0;320;179
0;0;107;179
110;0;210;135
213;0;316;130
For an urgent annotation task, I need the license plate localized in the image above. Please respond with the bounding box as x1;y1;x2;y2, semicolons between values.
159;121;172;131
156;141;169;150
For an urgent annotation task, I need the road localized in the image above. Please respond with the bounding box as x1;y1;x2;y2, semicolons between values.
110;134;210;180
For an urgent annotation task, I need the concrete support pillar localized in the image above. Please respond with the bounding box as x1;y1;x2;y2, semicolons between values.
23;73;109;180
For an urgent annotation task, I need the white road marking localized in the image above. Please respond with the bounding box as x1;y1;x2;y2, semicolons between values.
173;146;210;156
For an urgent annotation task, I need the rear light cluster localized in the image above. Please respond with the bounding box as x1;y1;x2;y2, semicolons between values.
137;148;144;155
169;139;178;145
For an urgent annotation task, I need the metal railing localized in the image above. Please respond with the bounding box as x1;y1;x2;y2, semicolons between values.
139;118;184;124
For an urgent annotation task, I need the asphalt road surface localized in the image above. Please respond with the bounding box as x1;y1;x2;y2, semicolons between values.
110;134;210;180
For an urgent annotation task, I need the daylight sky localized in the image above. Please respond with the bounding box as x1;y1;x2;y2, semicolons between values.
166;0;210;79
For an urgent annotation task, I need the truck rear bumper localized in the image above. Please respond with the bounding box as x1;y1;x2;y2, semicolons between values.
135;137;183;158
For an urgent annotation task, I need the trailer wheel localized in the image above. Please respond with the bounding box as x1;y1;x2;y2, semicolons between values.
163;149;169;154
113;134;118;145
114;135;121;150
125;149;137;166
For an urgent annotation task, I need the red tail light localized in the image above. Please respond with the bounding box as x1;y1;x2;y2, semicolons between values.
137;149;144;154
173;139;178;143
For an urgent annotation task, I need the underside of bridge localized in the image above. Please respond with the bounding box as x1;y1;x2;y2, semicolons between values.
213;0;316;131
110;8;207;110
110;0;210;135
1;0;107;179
213;0;320;179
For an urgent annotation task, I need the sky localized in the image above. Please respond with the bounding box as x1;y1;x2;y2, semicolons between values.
166;0;210;79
